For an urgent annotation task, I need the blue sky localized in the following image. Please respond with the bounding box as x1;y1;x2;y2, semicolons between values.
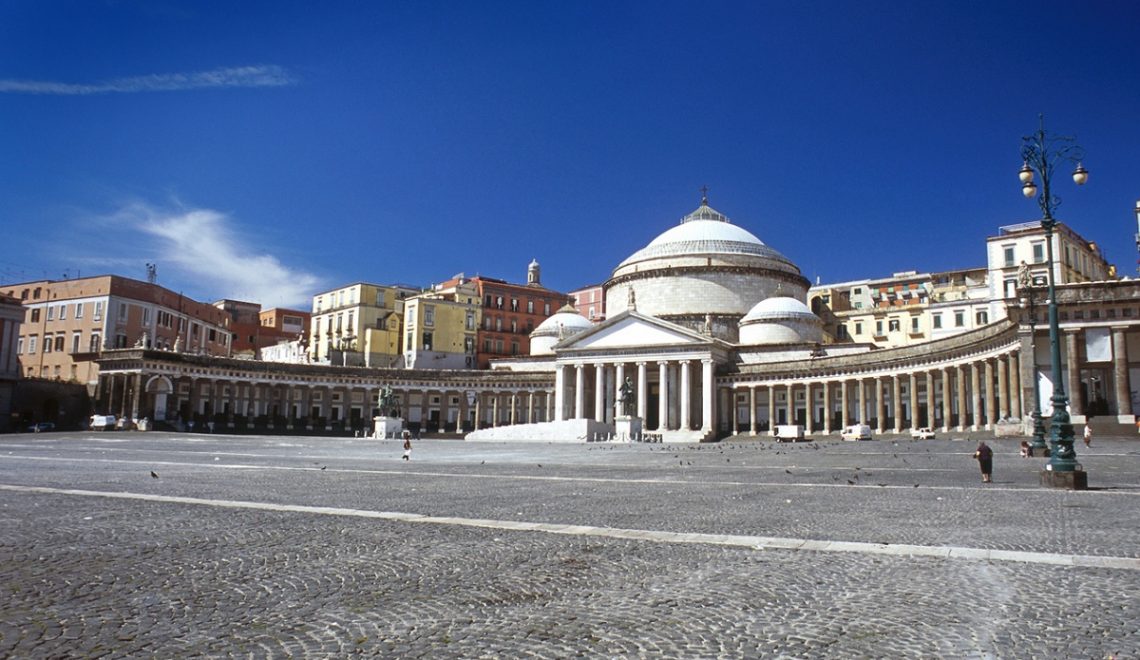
2;1;1138;309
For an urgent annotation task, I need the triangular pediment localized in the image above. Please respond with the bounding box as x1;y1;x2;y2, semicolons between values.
556;311;710;351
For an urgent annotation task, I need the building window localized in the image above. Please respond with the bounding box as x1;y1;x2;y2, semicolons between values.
854;322;862;336
465;337;475;354
495;317;502;331
47;306;55;321
29;308;40;322
43;334;53;353
1003;245;1015;267
510;319;517;333
71;332;81;353
837;324;848;339
120;303;128;319
347;311;354;328
54;336;64;352
888;319;900;332
875;321;883;336
422;332;433;351
495;339;504;353
483;339;491;353
376;291;385;306
511;298;518;312
976;310;988;325
544;302;551;316
932;314;942;329
90;334;101;352
954;311;965;327
527;300;534;314
424;306;434;326
94;302;103;321
1032;242;1045;263
466;311;475;330
406;332;412;349
511;341;519;356
16;337;23;354
58;305;66;320
911;317;919;333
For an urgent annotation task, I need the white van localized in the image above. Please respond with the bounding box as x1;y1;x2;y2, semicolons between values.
774;424;805;440
841;424;872;441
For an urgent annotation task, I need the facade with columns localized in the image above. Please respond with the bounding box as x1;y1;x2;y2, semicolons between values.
91;198;1139;441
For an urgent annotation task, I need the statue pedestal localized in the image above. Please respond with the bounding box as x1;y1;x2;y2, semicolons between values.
373;416;404;439
614;416;643;442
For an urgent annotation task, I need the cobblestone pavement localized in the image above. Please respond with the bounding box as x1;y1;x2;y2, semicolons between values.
1;431;1138;658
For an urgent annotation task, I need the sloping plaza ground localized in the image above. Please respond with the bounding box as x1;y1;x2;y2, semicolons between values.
1;430;1137;658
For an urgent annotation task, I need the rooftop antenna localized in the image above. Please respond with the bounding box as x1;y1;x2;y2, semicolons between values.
146;263;157;284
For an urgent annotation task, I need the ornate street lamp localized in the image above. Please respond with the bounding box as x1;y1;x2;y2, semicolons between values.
1019;114;1087;478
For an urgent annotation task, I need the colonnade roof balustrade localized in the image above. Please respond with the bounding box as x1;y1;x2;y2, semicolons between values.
723;320;1021;384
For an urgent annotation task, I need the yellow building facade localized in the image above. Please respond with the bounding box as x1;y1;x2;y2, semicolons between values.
310;282;420;367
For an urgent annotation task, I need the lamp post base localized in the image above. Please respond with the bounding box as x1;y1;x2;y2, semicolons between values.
1039;469;1087;490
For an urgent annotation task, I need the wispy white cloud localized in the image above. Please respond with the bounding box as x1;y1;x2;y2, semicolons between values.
98;202;322;309
0;65;295;95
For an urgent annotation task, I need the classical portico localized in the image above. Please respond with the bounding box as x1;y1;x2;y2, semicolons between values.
548;310;726;441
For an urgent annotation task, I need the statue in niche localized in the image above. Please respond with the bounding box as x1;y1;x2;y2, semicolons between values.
628;287;636;311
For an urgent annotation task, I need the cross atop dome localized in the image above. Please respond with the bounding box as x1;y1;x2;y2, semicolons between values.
681;187;730;224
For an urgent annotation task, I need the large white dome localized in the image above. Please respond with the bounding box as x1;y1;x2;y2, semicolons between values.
605;197;810;342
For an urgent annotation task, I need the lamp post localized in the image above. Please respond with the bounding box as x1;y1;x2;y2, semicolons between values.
1018;274;1049;454
1019;114;1087;479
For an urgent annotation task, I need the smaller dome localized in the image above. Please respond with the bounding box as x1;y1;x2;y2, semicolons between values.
530;305;593;355
740;296;817;323
739;296;822;346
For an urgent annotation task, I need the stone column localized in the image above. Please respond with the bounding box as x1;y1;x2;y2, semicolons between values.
840;380;849;428
527;391;535;424
823;381;832;434
956;366;967;432
892;375;902;433
875;378;886;434
924;371;934;428
768;385;777;436
508;392;517;425
474;395;482;429
491;394;500;427
804;382;814;432
784;383;793;427
984;360;996;430
637;362;648;420
941;369;952;433
749;385;757;435
701;359;714;433
997;356;1009;420
857;378;867;425
970;363;982;431
594;364;606;423
1113;327;1132;418
657;361;669;432
459;390;470;432
554;364;566;422
1065;331;1083;417
731;388;739;435
574;364;586;420
680;361;692;431
908;373;919;431
1008;354;1022;420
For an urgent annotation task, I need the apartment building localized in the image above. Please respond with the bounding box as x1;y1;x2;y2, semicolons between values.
569;283;606;323
2;275;231;388
986;220;1113;315
403;279;482;369
309;282;420;367
0;293;22;432
435;261;573;369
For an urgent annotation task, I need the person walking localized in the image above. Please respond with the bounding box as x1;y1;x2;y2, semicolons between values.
401;431;412;461
1083;423;1093;448
973;441;993;483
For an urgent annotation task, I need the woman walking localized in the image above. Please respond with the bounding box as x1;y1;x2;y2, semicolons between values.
973;441;993;483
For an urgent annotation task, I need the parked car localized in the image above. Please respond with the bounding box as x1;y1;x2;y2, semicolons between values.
27;422;55;433
911;427;936;440
841;424;873;441
90;415;117;431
